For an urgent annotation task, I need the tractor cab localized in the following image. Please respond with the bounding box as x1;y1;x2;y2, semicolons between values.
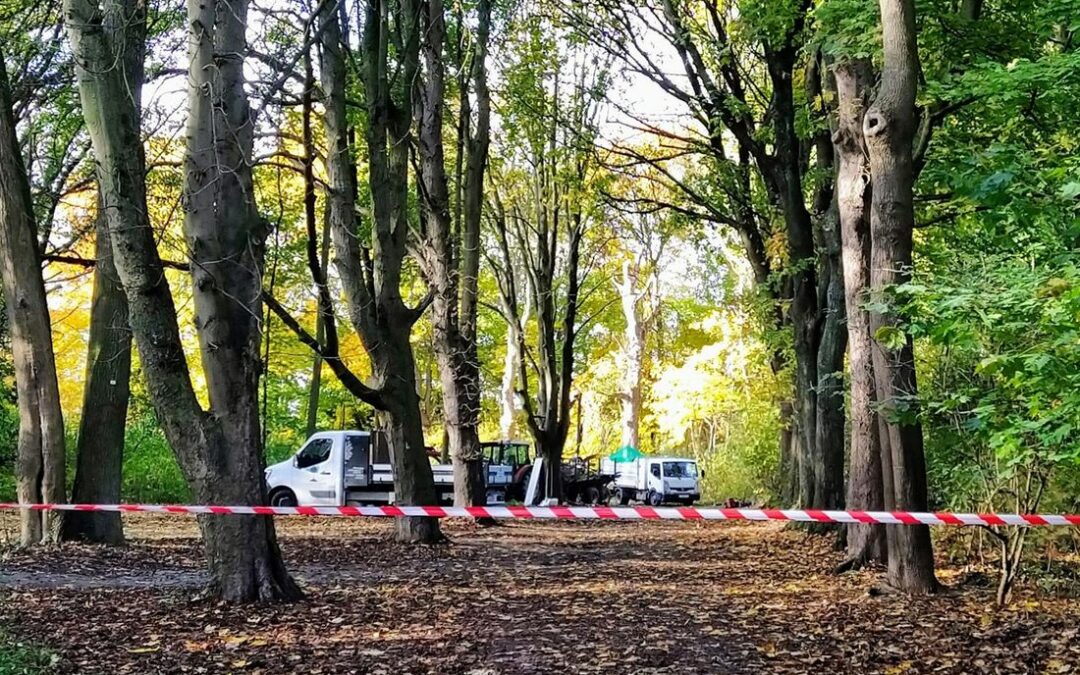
480;440;532;470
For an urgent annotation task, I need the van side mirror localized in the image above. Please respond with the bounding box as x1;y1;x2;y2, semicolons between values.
292;456;299;468
701;469;706;478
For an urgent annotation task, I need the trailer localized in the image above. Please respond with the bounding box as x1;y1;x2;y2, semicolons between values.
600;453;701;506
479;441;614;504
265;430;514;507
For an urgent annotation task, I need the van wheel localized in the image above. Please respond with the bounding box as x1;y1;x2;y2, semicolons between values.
647;490;663;507
269;488;298;507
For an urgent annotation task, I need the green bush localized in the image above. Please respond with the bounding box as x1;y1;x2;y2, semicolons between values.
120;414;190;504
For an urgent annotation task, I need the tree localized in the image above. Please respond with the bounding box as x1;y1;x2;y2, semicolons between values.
61;0;144;546
280;0;443;542
0;51;66;547
864;0;938;593
65;0;302;600
487;28;606;499
414;0;494;507
831;59;886;569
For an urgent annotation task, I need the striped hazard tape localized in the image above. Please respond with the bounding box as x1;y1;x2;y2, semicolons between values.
1;502;1078;526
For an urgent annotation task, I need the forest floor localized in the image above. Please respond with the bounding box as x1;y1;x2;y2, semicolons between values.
0;515;1079;674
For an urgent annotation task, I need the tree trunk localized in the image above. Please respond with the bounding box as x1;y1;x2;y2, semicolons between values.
815;208;847;519
0;52;66;547
65;0;301;601
302;45;332;441
500;320;521;439
64;207;131;545
616;262;645;450
374;337;443;542
763;44;845;515
305;218;331;438
864;0;937;594
64;0;144;544
778;399;799;505
539;437;563;503
832;59;886;569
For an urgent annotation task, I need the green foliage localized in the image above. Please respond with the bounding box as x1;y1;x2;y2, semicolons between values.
812;0;880;60
911;255;1080;511
649;307;783;503
120;408;190;505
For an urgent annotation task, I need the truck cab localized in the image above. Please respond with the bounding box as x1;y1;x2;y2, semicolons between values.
265;431;514;507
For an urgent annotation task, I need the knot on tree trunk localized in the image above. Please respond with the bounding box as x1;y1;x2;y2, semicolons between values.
863;111;889;139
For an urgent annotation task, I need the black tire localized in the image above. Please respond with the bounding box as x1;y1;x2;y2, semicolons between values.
585;486;601;505
647;490;663;507
616;488;631;506
269;488;298;507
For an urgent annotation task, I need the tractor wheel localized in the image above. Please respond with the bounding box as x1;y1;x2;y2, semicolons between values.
585;486;601;505
616;488;630;506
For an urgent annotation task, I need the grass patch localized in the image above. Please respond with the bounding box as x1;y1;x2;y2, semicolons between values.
0;633;55;675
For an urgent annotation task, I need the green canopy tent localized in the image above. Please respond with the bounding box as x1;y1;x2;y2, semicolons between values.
608;445;643;462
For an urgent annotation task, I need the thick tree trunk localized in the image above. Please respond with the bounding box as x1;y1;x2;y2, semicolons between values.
64;208;131;545
0;53;66;547
374;336;443;542
832;60;887;569
64;0;141;544
539;437;564;503
65;0;300;600
864;0;938;593
770;67;831;513
182;0;301;601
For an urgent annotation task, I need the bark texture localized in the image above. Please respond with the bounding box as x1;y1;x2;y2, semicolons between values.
65;0;301;600
864;0;938;593
832;59;887;568
0;52;66;546
64;208;131;544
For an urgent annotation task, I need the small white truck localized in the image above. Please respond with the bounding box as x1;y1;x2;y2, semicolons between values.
599;455;702;506
264;430;514;507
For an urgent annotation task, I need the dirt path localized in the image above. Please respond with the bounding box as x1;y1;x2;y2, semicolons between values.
1;516;1079;674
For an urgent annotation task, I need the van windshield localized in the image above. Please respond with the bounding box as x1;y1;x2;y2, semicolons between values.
662;461;697;478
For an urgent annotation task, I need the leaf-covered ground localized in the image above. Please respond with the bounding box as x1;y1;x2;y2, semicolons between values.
1;515;1078;674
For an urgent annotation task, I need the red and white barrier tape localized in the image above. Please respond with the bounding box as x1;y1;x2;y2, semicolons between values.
1;503;1078;526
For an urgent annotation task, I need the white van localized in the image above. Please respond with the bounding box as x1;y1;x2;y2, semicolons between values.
264;431;513;506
